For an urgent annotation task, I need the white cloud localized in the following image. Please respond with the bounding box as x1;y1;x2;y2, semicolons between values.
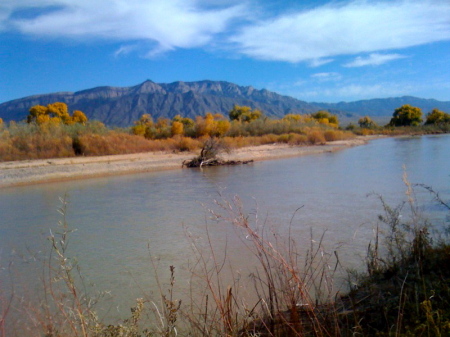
231;0;450;63
1;0;247;54
344;53;407;67
308;58;334;67
114;44;139;57
2;0;450;63
311;72;342;82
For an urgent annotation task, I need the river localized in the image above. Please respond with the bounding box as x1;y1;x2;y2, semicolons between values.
1;134;449;328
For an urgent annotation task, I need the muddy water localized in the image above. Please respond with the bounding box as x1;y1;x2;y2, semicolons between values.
1;135;449;325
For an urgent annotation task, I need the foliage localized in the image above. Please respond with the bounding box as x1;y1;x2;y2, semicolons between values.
358;116;378;129
344;176;450;336
425;108;450;125
194;113;230;137
307;129;326;144
228;105;262;122
27;102;88;126
389;104;423;127
170;121;184;136
310;110;339;127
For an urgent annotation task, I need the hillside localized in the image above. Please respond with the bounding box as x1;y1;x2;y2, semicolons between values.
319;96;450;117
0;80;323;127
1;80;449;127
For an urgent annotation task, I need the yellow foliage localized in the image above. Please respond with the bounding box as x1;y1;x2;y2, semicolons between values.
229;105;262;122
36;114;51;125
311;110;339;127
49;116;62;125
282;114;303;122
171;121;184;136
307;130;326;144
195;114;213;137
72;110;88;124
47;102;68;116
28;105;48;123
0;118;3;125
47;102;70;123
131;124;146;136
28;103;88;125
215;120;231;136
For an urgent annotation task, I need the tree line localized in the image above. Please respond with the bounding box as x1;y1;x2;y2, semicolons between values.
0;102;447;132
356;105;450;129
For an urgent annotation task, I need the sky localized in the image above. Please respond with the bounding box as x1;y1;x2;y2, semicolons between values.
1;0;450;104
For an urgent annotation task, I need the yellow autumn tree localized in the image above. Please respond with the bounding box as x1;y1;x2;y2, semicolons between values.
195;113;231;137
195;113;215;137
171;121;184;136
71;110;88;125
425;108;450;125
47;102;71;123
215;120;231;136
229;105;262;122
27;102;88;125
132;114;154;137
28;105;48;123
310;110;339;127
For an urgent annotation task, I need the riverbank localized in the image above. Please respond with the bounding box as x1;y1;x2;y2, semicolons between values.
0;137;374;188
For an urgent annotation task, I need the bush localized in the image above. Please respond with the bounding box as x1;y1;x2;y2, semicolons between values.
307;130;326;144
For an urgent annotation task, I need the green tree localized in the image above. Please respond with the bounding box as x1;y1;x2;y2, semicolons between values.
425;108;450;125
358;116;378;129
389;104;423;126
229;105;262;122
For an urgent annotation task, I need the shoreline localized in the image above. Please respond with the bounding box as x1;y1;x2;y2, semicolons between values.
0;137;375;188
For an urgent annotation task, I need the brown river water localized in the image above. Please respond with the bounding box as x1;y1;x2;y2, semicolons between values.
1;135;449;329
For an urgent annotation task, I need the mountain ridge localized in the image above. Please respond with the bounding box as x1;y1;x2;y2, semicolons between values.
1;80;449;127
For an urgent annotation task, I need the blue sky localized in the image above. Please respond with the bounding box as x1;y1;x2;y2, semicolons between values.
1;0;450;104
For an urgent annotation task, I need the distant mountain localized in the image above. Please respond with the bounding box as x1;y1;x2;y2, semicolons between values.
1;80;449;127
317;96;450;117
0;80;324;127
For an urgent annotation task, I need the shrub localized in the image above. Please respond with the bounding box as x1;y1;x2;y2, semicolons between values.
307;130;326;144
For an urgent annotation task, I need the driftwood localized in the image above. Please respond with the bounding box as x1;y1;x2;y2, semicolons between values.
183;137;253;168
182;157;253;168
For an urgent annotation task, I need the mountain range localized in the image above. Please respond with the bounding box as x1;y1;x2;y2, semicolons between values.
1;80;449;127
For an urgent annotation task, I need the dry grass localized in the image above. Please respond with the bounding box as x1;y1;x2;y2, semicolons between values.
0;121;356;162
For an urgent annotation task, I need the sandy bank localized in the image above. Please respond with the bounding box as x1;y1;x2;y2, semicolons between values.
0;137;374;188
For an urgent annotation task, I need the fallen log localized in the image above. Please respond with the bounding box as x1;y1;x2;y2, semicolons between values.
182;158;253;168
